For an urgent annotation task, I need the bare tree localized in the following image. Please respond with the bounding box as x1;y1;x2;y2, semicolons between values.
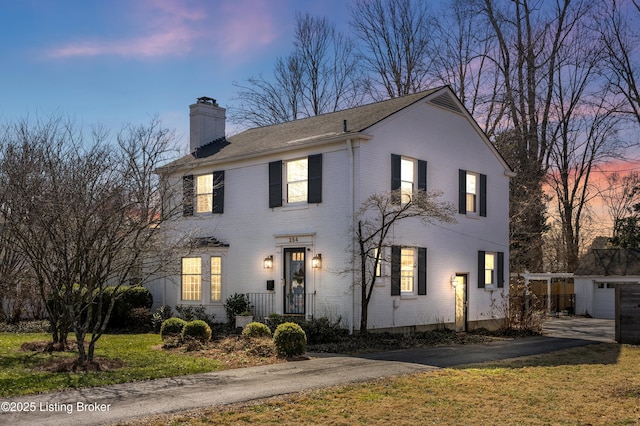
598;171;640;232
231;13;361;128
597;0;640;127
349;0;434;100
353;190;455;333
0;116;180;364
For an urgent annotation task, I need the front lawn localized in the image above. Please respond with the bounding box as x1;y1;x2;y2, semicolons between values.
0;333;222;397
126;343;640;425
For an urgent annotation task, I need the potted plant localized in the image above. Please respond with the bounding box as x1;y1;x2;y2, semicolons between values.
235;310;254;329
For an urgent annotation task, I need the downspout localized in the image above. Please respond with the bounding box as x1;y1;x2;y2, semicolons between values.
347;137;355;334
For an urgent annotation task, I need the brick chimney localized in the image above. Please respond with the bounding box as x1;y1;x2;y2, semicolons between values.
189;97;226;153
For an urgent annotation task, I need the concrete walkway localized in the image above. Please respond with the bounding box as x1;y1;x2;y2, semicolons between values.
0;317;615;426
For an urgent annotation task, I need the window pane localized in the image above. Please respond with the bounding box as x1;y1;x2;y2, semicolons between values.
182;257;201;301
287;159;308;181
466;173;476;193
466;193;476;212
484;253;495;285
287;159;308;203
211;257;222;302
466;173;477;213
401;248;414;292
401;158;414;182
401;181;413;204
196;174;213;213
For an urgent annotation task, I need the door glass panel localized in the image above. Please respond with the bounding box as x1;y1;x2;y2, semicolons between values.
284;248;305;315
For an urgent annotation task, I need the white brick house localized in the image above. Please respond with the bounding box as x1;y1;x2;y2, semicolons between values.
149;87;513;332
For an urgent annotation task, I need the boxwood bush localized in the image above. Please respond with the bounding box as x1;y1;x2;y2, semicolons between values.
160;317;187;340
273;322;307;357
182;320;212;343
242;321;272;339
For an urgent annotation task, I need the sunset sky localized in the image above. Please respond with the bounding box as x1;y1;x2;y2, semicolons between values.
0;0;351;152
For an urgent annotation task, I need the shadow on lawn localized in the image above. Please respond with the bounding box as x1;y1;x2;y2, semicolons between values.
356;336;622;368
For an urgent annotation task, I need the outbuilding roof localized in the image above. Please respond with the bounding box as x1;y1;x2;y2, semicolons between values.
575;248;640;276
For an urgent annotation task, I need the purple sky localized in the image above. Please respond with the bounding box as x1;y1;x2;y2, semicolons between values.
0;0;351;153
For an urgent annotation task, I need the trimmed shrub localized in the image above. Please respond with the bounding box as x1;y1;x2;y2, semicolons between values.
273;322;307;357
182;320;212;343
160;317;187;340
242;321;272;339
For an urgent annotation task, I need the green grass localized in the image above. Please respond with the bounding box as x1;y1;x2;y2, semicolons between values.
129;343;640;426
0;333;222;397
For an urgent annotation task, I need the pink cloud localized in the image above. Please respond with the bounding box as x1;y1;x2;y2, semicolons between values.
44;0;284;60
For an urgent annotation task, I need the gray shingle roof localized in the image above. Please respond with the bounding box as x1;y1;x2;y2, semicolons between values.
575;248;640;276
165;87;444;170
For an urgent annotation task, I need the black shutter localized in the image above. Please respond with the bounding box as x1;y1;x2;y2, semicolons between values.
391;246;401;296
308;154;322;204
268;161;282;208
497;251;504;288
480;173;487;217
478;250;486;288
391;154;401;204
459;169;467;214
418;160;427;191
183;175;194;217
213;170;224;214
418;247;427;295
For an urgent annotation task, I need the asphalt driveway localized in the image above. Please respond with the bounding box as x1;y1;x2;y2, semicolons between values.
0;317;615;426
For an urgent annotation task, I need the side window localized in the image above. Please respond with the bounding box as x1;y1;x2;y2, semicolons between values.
183;171;224;215
459;170;486;216
478;251;504;288
391;154;427;204
391;246;427;296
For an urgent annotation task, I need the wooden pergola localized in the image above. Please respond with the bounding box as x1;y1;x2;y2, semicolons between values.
520;272;574;312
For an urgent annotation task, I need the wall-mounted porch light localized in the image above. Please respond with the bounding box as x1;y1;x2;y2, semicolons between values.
312;253;322;269
263;255;273;269
450;274;458;288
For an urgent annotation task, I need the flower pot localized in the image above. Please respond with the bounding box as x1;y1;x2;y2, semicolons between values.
235;315;253;329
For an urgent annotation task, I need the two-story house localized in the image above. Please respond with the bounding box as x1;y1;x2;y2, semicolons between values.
150;87;513;332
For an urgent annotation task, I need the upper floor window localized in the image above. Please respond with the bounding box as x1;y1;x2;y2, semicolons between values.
391;154;427;204
269;154;322;208
196;174;213;213
183;171;225;216
459;169;486;217
286;158;308;204
400;158;415;204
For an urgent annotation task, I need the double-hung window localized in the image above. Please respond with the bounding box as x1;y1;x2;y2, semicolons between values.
268;154;322;207
286;158;308;204
400;247;415;292
181;257;202;301
183;171;225;216
391;246;427;296
196;174;213;213
478;251;504;288
459;169;486;216
391;154;427;204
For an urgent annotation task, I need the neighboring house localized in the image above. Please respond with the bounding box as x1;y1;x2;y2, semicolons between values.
574;248;640;319
149;87;513;332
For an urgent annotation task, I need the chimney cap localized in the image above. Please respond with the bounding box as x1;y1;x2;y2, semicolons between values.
197;96;218;106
